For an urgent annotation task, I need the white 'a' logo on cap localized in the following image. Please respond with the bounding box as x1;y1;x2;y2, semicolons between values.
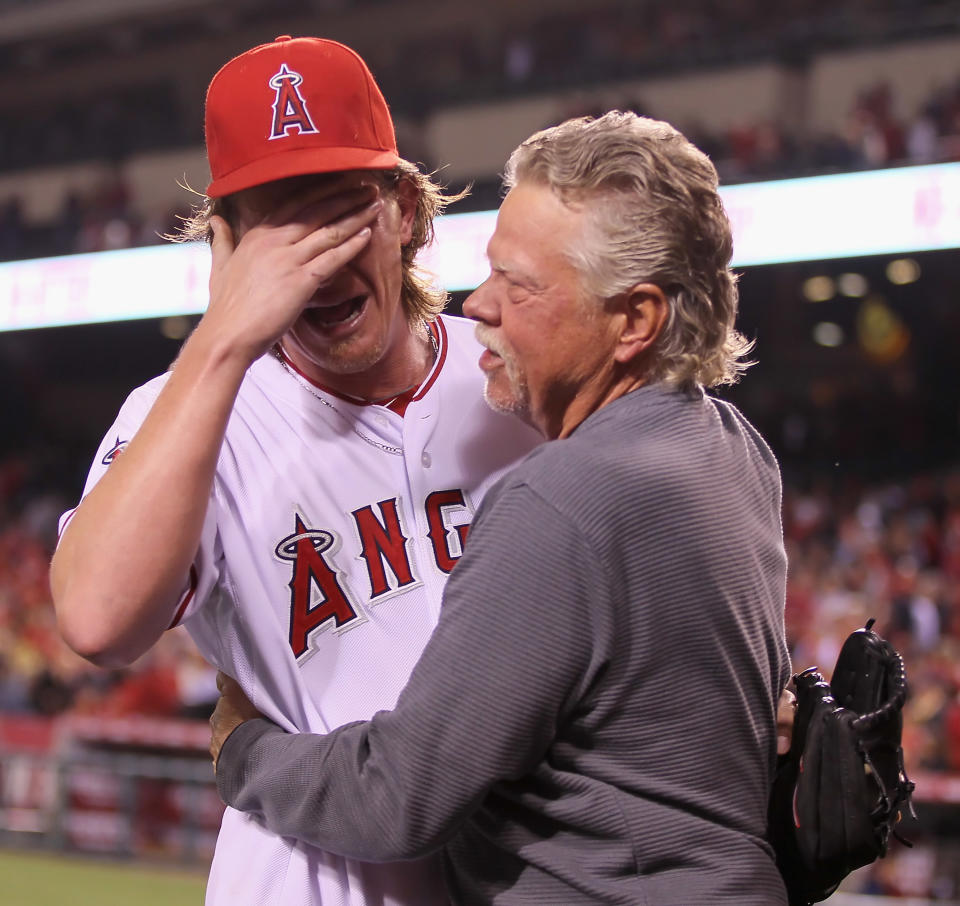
269;64;318;140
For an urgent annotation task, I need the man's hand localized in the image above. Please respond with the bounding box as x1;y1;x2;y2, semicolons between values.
777;685;797;755
210;671;263;769
202;184;382;366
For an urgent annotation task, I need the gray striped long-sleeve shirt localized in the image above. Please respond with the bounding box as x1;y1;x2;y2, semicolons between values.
217;382;791;905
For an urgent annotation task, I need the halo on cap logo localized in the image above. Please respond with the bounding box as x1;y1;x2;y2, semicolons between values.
269;63;318;140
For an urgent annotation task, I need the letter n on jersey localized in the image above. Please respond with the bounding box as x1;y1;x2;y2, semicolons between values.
353;498;417;599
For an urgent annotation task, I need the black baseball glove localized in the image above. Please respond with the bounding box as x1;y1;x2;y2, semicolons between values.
769;619;916;905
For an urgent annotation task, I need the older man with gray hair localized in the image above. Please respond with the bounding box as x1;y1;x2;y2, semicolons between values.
211;111;791;905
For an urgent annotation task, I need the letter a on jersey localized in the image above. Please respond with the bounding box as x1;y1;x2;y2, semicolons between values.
268;63;317;140
276;514;359;659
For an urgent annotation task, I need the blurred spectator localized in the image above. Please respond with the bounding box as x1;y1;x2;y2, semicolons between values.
907;103;941;164
0;197;24;261
503;36;534;83
75;174;137;254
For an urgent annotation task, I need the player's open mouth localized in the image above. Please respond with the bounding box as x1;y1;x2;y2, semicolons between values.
310;294;368;328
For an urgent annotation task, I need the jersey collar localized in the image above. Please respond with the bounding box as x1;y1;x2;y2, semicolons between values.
276;317;448;416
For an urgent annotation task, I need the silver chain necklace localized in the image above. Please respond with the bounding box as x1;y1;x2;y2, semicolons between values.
273;330;438;458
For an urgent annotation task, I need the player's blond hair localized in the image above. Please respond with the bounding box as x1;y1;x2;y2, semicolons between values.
504;111;753;390
176;161;455;323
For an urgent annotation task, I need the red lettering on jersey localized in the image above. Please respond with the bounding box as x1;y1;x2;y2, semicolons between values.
352;498;415;599
269;64;318;140
276;514;358;659
425;489;471;573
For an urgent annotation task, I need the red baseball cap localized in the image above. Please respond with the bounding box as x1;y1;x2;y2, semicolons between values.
204;35;399;198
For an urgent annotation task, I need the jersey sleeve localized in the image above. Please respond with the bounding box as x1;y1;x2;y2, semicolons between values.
215;476;613;861
57;375;221;626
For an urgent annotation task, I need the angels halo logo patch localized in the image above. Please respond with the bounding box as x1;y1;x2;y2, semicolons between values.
101;436;128;465
269;63;318;140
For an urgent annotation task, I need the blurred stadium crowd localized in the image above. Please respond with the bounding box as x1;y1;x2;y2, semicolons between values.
5;70;960;261
0;0;960;261
2;78;960;263
0;450;218;720
4;462;960;892
2;457;957;760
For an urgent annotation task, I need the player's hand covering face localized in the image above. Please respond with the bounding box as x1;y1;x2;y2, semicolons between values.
204;171;420;401
204;178;382;368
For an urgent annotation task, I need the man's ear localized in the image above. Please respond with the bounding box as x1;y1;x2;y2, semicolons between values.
613;283;669;365
395;176;419;246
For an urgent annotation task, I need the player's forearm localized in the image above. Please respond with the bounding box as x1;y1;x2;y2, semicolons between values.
51;323;252;667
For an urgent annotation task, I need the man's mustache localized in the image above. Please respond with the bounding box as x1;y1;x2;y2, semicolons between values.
474;324;507;359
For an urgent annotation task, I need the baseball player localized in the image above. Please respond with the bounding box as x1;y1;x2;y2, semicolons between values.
51;37;540;905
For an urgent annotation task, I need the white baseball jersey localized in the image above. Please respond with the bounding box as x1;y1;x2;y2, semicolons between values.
65;314;542;906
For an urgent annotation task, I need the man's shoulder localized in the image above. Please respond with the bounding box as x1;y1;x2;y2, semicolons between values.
491;387;719;503
493;437;600;507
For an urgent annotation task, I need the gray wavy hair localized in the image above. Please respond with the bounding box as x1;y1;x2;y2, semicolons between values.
503;111;753;390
